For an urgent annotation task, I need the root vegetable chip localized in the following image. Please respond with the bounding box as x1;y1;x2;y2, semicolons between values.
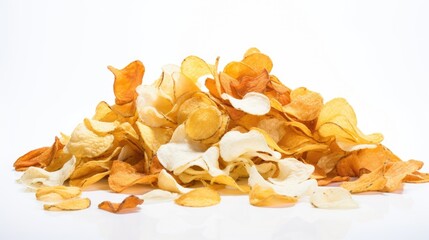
185;106;222;141
219;130;281;162
98;195;144;213
36;186;81;202
67;123;115;158
108;60;144;105
316;98;383;144
108;160;157;192
249;184;297;207
44;198;91;211
19;157;76;189
221;92;270;116
175;187;221;207
311;187;358;209
283;87;323;122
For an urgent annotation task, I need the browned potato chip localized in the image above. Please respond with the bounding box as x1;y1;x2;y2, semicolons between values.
98;195;144;213
43;198;91;211
175;187;221;207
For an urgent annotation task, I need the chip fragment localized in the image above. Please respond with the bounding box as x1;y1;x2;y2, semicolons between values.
44;198;91;211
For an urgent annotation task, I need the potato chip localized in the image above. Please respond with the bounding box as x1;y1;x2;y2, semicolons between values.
108;160;157;192
14;137;64;171
36;186;81;202
383;160;423;192
44;198;91;211
219;130;281;162
66;123;115;158
185;106;222;141
249;184;297;207
19;157;76;189
221;92;270;116
98;195;144;213
340;165;387;193
316;98;383;143
181;56;215;83
157;169;192;194
140;189;179;202
108;60;145;105
311;187;358;209
283;87;323;122
175;187;220;207
69;159;112;188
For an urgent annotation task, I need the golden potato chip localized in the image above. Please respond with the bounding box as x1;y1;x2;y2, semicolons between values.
36;186;81;202
175;187;220;207
69;159;112;188
317;176;350;186
44;198;91;211
249;184;297;207
311;187;358;209
108;160;157;192
210;175;249;193
185;106;222;141
181;56;215;83
383;160;423;192
283;87;323;122
404;171;429;183
157;169;192;194
93;101;119;122
341;165;387;193
242;51;273;74
84;118;118;136
98;195;144;213
316;98;383;144
108;60;145;105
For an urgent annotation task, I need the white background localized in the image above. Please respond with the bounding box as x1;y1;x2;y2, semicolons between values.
1;0;429;239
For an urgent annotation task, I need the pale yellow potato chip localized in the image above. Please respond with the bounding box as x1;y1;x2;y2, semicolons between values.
66;123;115;158
84;118;118;135
221;92;270;116
311;187;358;209
219;130;281;162
181;56;215;83
175;187;221;207
44;198;91;211
19;157;76;189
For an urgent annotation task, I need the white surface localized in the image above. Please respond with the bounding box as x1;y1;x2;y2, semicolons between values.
1;0;429;239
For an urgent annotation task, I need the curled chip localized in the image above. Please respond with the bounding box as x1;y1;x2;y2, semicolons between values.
98;195;144;213
36;186;81;202
44;198;91;211
175;187;221;207
311;187;358;209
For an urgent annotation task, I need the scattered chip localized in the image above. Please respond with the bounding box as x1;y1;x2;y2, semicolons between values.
36;186;81;202
98;195;144;213
311;187;358;209
175;187;221;207
44;198;91;211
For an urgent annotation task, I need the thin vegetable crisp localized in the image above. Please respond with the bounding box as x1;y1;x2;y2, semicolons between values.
14;48;429;210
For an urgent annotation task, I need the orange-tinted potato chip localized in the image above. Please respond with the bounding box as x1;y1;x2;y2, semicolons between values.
108;60;145;105
44;198;91;211
341;165;387;193
283;87;323;122
98;195;144;213
108;160;157;192
175;187;221;207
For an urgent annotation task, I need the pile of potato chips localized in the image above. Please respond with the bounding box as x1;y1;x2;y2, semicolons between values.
14;48;429;211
